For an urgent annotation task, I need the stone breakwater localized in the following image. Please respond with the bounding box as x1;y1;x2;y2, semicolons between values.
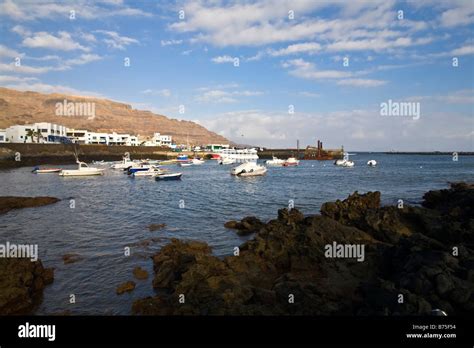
133;182;473;315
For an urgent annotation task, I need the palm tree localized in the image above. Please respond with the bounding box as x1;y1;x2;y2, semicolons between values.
35;131;44;143
25;129;35;143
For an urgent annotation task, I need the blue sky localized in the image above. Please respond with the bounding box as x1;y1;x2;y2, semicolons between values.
0;0;473;151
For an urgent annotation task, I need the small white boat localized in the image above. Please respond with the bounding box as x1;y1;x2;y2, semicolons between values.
265;156;285;166
283;157;299;167
155;172;182;181
59;162;104;177
111;155;134;169
179;161;193;167
32;167;62;174
192;158;205;165
231;162;267;176
218;157;235;165
335;153;354;167
132;168;164;177
367;160;377;167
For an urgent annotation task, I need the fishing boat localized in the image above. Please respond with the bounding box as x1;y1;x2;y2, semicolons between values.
111;155;134;169
177;154;189;162
179;161;193;167
192;158;205;165
335;153;355;167
32;167;62;174
367;160;377;167
59;162;104;177
283;157;300;167
155;172;182;181
230;162;267;176
127;164;155;175
265;156;285;166
131;168;164;177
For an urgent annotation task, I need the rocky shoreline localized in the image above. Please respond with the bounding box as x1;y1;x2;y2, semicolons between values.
0;196;60;215
133;182;473;316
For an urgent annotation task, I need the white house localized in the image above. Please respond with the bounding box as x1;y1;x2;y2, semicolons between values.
66;129;89;144
142;132;173;147
5;123;68;143
0;129;6;143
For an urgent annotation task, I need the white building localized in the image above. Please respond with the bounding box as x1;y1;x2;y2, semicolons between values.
142;132;173;147
0;129;6;143
5;123;68;144
66;129;88;144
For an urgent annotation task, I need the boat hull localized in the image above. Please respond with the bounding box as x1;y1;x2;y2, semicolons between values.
155;173;182;181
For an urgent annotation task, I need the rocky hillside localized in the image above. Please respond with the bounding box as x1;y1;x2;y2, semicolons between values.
0;87;228;145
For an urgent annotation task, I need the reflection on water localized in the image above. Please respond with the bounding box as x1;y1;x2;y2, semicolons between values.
0;154;472;314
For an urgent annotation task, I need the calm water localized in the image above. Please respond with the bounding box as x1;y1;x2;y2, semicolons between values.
0;154;472;315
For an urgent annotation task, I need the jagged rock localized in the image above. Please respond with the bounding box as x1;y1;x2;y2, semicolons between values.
224;216;264;236
116;281;136;295
0;258;54;314
133;267;149;280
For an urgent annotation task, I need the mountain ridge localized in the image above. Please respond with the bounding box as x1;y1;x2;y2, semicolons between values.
0;87;229;145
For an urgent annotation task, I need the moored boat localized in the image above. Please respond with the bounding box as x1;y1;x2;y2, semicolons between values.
367;160;377;167
192;158;205;165
155;172;183;181
218;157;235;165
179;161;193;167
283;157;299;166
111;155;134;169
59;162;104;176
32;167;62;174
230;162;267;176
265;156;285;166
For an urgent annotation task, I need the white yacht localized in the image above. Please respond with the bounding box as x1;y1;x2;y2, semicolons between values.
231;162;267;177
192;158;205;165
265;156;285;166
59;162;104;177
217;148;259;163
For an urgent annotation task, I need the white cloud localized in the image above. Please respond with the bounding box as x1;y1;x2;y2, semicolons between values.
200;107;473;151
195;89;262;103
141;89;172;97
0;75;38;83
299;91;320;98
0;62;52;74
0;0;151;21
451;44;474;56
211;55;237;64
283;58;352;80
0;44;24;58
95;30;139;50
161;39;183;46
336;78;387;87
22;31;90;51
65;54;102;66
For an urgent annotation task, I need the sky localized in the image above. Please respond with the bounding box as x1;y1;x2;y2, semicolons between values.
0;0;473;151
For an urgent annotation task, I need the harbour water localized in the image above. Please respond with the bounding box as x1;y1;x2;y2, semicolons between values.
0;153;472;314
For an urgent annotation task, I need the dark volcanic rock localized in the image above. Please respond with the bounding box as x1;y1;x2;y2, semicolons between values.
133;183;474;316
116;281;136;295
0;258;54;315
224;216;264;236
0;196;60;215
133;267;149;280
148;223;166;232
